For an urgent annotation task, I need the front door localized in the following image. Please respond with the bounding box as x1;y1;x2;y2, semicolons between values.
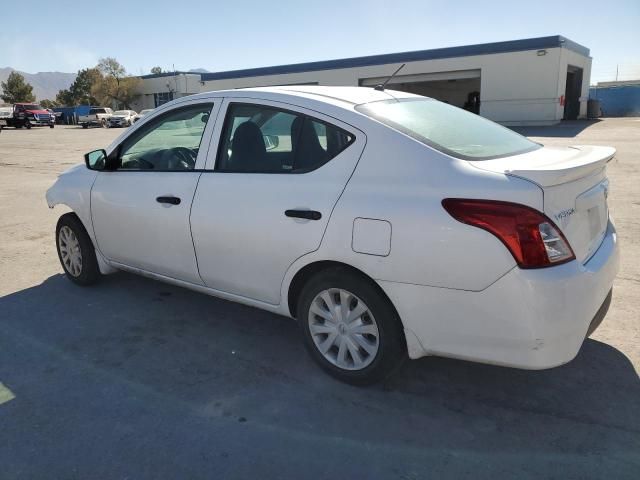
91;100;218;284
190;99;365;304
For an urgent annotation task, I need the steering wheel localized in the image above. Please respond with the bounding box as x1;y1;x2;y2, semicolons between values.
166;147;196;170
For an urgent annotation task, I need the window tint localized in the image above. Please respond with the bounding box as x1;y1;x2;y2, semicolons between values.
356;98;540;160
217;103;354;173
117;103;213;171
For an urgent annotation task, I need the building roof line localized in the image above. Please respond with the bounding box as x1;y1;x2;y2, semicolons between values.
198;35;589;82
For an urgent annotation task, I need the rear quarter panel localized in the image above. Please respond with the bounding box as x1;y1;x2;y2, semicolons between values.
308;122;544;291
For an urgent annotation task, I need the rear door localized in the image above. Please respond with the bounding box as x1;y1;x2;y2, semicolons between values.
190;98;364;304
91;99;219;283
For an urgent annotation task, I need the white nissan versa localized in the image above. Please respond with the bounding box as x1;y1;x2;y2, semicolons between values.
46;86;619;384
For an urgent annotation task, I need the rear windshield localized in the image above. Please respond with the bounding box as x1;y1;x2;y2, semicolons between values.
355;98;540;160
89;108;106;114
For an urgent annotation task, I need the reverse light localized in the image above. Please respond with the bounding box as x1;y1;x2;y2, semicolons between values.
442;199;575;268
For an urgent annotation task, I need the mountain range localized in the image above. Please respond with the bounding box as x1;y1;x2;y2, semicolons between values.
0;67;77;101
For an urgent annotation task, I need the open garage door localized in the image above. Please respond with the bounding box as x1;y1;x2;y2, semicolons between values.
360;69;481;113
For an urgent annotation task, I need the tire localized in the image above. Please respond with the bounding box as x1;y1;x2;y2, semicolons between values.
101;118;107;128
82;124;88;129
297;267;406;385
25;122;31;129
55;213;101;286
50;124;54;128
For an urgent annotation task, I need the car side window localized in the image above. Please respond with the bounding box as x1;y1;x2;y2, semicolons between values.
117;103;213;171
216;103;354;173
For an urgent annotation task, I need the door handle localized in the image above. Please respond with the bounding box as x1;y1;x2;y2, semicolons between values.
285;209;322;220
156;196;181;205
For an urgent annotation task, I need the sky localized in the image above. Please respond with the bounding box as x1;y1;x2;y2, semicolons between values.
1;0;639;83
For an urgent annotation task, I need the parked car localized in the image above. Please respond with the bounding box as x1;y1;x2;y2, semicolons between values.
0;103;55;129
0;106;11;132
133;108;154;123
108;110;137;128
45;86;619;384
79;107;113;128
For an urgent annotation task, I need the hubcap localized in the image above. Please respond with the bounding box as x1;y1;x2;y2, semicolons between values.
308;288;379;371
58;226;82;277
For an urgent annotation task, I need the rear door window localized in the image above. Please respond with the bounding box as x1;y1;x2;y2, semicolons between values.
216;103;354;173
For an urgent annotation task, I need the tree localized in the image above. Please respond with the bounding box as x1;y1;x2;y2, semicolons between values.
1;72;36;103
40;99;58;109
150;66;163;74
55;68;102;106
92;57;141;108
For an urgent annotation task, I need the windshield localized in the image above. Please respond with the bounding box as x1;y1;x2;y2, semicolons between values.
356;98;540;160
22;104;43;111
114;111;129;115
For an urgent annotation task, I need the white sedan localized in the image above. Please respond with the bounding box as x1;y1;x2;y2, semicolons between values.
46;86;619;384
108;110;137;127
133;108;154;123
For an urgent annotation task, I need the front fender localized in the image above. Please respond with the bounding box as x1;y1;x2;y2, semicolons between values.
46;165;116;274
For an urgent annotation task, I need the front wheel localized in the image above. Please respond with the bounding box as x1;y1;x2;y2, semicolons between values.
56;213;101;286
50;124;55;128
297;267;406;385
25;122;31;129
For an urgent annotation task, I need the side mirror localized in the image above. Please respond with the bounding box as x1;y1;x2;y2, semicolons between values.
263;134;280;151
84;149;107;171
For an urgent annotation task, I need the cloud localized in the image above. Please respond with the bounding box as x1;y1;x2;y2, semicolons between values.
0;35;98;73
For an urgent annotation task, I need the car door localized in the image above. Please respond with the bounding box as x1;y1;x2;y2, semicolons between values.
91;99;220;284
190;98;365;305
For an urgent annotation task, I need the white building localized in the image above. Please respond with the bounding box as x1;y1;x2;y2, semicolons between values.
133;35;592;126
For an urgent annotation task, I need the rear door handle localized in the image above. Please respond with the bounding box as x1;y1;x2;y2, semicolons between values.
156;196;181;205
285;209;322;220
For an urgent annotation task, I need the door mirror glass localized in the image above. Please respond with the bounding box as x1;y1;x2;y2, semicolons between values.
85;149;107;170
263;134;279;151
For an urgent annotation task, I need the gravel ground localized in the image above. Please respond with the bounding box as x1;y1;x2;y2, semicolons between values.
0;120;638;479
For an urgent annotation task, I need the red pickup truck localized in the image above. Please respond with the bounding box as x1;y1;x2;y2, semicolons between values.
0;103;55;129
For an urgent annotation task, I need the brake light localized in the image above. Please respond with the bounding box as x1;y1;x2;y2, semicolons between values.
442;199;575;268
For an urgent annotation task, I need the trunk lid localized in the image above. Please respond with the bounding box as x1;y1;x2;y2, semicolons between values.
471;145;614;263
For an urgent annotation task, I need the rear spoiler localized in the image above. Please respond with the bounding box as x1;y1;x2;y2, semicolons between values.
504;146;615;186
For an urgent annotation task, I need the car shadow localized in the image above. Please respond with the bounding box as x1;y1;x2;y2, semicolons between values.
511;119;601;138
1;273;638;477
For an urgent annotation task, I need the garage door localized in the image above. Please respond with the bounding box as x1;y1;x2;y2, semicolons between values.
360;69;481;111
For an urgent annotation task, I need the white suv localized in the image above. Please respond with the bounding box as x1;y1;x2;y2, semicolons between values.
46;86;619;384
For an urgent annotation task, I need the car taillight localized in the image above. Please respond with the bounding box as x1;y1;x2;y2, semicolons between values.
442;198;575;268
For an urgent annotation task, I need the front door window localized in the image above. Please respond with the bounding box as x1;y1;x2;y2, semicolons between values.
118;103;213;171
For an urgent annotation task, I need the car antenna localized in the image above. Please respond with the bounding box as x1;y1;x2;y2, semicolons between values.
374;64;406;91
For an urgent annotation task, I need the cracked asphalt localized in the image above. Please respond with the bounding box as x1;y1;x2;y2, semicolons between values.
0;120;638;479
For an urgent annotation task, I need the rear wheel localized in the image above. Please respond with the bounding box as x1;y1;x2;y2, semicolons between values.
82;124;88;129
101;118;107;128
297;267;406;385
55;213;101;286
50;124;54;128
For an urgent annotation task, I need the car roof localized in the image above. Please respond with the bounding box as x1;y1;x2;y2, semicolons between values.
193;85;420;107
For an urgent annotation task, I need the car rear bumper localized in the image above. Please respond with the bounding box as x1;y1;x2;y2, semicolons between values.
379;220;620;369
